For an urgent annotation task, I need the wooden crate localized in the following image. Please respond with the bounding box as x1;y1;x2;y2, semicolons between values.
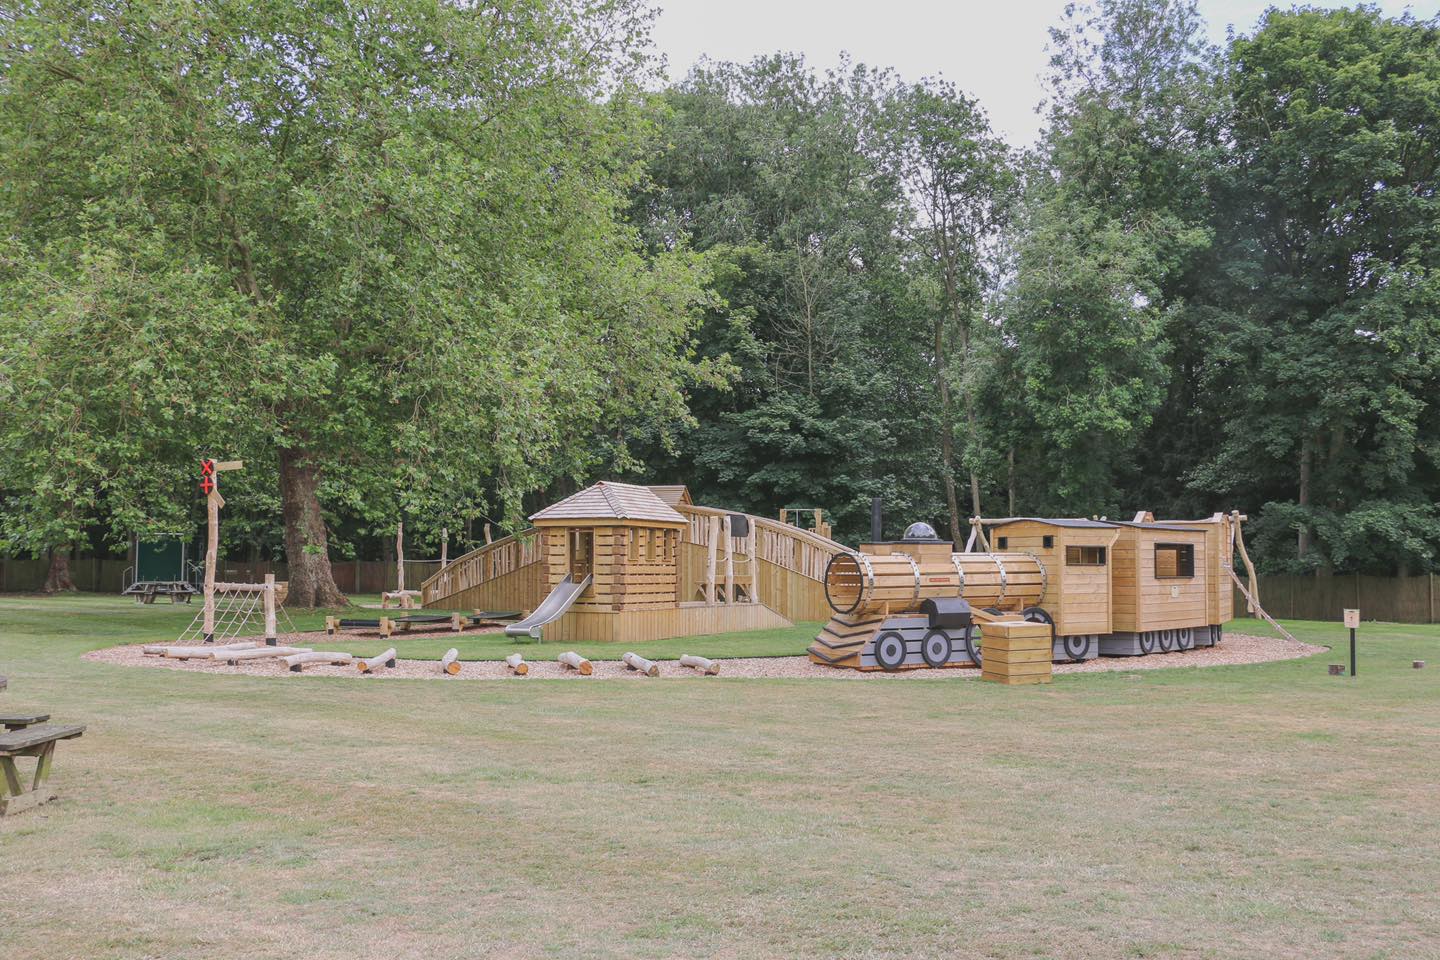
981;621;1053;686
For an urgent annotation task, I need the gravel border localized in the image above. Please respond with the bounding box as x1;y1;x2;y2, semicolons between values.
82;632;1322;682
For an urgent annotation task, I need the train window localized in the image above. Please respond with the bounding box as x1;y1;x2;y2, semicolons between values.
1155;543;1195;578
1042;535;1054;549
997;536;1008;549
1065;545;1106;566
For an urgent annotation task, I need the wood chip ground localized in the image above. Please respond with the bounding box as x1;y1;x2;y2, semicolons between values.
84;633;1322;682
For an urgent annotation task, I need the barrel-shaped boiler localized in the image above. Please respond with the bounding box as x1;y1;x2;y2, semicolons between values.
824;550;1044;617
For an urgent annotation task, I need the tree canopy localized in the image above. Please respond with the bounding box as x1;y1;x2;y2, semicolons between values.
3;0;1438;589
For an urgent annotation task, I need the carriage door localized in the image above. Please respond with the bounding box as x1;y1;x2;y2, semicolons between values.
570;530;593;582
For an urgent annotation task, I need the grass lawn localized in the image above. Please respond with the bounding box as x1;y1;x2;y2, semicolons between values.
1;594;1437;959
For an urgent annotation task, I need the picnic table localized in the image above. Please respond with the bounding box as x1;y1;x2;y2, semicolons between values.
0;678;86;816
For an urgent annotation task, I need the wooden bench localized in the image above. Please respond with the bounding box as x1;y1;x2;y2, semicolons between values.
0;723;85;816
0;713;50;731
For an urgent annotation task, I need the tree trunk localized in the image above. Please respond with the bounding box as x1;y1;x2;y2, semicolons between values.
935;317;963;544
1297;435;1313;562
278;448;347;608
42;546;76;593
1007;447;1016;516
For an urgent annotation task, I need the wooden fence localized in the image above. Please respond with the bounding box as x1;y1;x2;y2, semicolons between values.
4;555;1437;623
1234;574;1440;623
0;557;440;597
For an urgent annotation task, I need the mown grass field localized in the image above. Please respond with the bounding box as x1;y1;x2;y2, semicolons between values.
1;594;1437;959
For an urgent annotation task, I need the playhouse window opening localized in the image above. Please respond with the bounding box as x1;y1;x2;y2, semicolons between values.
1155;543;1195;578
997;536;1008;550
1065;545;1107;566
1042;535;1054;549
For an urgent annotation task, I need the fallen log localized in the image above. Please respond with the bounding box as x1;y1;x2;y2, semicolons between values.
358;648;398;673
440;648;462;676
284;651;354;672
148;642;260;658
679;654;720;675
505;652;529;676
224;646;309;665
558;651;592;676
622;652;659;677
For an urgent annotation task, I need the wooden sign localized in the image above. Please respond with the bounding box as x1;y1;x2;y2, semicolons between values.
1343;608;1360;629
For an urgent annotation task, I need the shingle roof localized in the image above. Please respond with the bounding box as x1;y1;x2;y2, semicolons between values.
985;517;1118;529
530;482;687;524
646;485;692;507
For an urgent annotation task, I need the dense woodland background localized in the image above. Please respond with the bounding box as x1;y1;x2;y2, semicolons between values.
2;0;1438;603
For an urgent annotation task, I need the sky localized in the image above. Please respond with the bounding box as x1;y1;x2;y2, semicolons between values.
650;0;1437;146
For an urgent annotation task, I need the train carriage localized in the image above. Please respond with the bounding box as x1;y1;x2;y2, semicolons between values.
807;511;1238;671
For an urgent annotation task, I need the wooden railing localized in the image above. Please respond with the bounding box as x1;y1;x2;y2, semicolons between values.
419;505;844;607
676;504;843;582
419;531;544;605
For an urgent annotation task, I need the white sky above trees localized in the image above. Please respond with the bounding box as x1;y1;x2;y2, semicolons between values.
651;0;1436;146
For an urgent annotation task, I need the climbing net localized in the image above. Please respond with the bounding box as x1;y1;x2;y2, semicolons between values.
174;584;303;645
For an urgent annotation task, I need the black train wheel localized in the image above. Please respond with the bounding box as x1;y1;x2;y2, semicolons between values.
1022;606;1058;655
1062;634;1089;662
1177;628;1195;651
873;630;907;672
961;625;981;665
1138;632;1157;655
1159;630;1177;653
921;629;952;668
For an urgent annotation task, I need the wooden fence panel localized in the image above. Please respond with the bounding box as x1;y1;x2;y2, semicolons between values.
1232;574;1436;623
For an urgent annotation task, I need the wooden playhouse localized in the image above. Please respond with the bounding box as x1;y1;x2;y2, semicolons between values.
420;482;843;642
807;512;1241;671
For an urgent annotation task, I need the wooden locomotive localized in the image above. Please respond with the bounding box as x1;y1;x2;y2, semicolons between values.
807;513;1236;671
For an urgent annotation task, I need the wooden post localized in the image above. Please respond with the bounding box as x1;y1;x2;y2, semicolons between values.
440;527;448;568
505;652;529;675
395;522;405;594
200;458;243;643
263;573;278;646
440;648;461;676
203;489;220;642
724;515;734;604
747;522;759;605
706;515;719;605
679;654;719;675
1233;511;1260;614
484;523;493;545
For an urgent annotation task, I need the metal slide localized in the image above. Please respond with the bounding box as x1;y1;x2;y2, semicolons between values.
504;574;593;639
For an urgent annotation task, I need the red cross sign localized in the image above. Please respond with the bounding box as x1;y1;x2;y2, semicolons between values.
200;476;216;495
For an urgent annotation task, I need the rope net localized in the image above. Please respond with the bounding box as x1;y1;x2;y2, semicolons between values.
174;586;304;645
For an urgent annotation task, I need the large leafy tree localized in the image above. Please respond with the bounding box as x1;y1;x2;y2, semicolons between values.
1002;0;1215;514
1198;6;1440;573
886;80;1016;540
1;0;717;604
633;56;945;540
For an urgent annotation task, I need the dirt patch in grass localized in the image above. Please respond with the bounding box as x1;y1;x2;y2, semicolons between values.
83;632;1322;681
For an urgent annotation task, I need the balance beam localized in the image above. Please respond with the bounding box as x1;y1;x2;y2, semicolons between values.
679;654;720;675
622;652;659;677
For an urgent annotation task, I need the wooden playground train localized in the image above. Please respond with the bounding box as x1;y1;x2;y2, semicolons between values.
416;480;1257;672
806;513;1242;671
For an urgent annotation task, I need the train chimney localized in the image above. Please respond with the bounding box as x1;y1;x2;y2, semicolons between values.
871;497;883;543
